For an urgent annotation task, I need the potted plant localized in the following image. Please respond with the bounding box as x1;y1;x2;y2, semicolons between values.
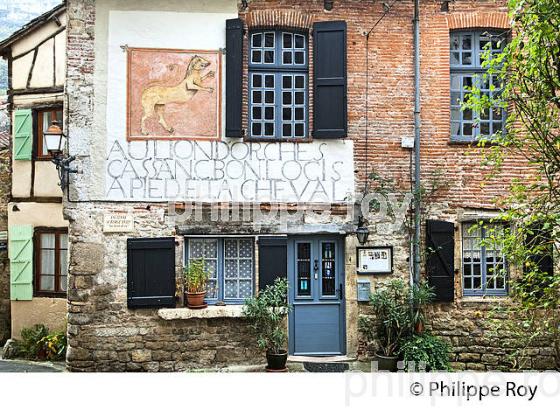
411;281;435;334
183;258;209;308
243;278;291;371
359;279;411;371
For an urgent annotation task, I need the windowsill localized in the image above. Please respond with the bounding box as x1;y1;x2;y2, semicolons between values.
158;305;245;320
460;295;510;303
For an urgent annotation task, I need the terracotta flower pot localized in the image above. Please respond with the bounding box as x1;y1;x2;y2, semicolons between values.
185;291;207;308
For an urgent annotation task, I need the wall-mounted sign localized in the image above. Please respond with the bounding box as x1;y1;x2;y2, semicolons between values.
103;212;135;233
357;246;393;274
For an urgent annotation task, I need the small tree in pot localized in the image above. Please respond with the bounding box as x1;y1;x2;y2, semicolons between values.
243;278;291;371
359;279;434;371
183;258;209;308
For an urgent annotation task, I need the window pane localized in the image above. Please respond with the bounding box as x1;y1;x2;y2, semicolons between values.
60;248;68;276
265;107;274;120
294;75;305;89
283;33;292;48
252;122;262;136
40;233;55;249
462;123;473;136
283;108;292;121
265;91;274;104
252;33;262;48
294;51;304;64
462;35;472;50
253;91;262;104
264;32;274;47
294;34;305;49
295;92;304;105
252;107;262;120
264;75;274;88
251;50;262;64
295;108;304;121
283;92;292;105
41;275;55;291
321;242;336;296
283;124;291;137
264;50;274;63
283;51;292;64
295;123;304;137
252;74;262;87
264;123;274;136
224;239;253;300
297;243;311;296
41;249;55;275
283;76;292;88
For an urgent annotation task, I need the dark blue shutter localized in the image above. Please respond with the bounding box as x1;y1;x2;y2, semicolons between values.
226;18;244;138
127;237;176;308
258;237;287;291
426;220;455;302
313;20;347;139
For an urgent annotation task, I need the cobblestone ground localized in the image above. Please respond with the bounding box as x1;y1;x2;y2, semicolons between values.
0;359;64;372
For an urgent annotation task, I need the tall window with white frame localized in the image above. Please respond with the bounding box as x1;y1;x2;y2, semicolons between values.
462;223;508;296
450;30;506;142
249;30;308;140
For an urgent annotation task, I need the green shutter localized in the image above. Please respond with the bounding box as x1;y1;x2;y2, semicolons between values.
9;225;34;300
14;109;33;160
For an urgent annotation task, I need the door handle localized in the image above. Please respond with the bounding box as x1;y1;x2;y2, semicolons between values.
338;283;344;300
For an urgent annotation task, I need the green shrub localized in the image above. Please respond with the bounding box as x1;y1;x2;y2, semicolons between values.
243;278;290;354
14;324;67;361
399;333;451;371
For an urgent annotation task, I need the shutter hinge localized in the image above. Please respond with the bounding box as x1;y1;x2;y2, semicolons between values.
219;47;226;55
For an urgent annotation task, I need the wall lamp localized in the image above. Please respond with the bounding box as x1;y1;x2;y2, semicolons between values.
356;215;370;245
324;0;334;11
44;120;77;192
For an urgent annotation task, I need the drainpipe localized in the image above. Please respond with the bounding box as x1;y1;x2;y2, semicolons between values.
412;0;421;285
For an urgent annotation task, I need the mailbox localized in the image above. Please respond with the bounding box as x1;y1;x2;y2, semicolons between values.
357;279;371;302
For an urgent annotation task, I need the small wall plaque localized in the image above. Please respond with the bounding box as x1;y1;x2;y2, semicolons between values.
103;212;135;233
357;246;393;274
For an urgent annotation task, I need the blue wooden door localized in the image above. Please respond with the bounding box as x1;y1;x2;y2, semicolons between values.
288;236;345;356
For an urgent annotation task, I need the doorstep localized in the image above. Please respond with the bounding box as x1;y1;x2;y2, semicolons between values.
158;305;245;320
288;355;356;363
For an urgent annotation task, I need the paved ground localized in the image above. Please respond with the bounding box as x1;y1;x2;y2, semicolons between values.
0;359;64;372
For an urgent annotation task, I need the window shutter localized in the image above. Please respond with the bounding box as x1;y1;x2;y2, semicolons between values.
426;220;455;302
225;18;243;138
525;226;554;276
258;237;287;291
9;225;34;300
127;237;176;308
13;109;33;160
312;21;347;139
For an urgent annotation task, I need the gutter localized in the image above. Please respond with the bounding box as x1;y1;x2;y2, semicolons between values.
412;0;421;284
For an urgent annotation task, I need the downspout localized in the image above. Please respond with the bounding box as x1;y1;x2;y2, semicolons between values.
412;0;421;285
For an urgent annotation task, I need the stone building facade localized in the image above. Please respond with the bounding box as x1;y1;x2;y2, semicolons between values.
63;0;557;372
0;3;68;341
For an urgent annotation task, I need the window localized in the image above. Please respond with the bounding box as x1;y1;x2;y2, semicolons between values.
249;30;308;140
462;223;507;296
186;237;254;303
450;31;505;142
36;108;63;159
35;229;68;296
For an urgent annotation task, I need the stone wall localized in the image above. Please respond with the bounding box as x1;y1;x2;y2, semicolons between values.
0;148;10;344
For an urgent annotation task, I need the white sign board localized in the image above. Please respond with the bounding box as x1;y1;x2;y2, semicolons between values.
103;212;135;233
357;247;393;274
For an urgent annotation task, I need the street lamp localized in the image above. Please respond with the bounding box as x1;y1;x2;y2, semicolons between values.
356;215;370;245
43;120;77;191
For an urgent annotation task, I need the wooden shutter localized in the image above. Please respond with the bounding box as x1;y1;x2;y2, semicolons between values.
313;21;347;139
426;220;455;302
258;237;287;291
9;225;34;300
525;226;554;276
127;237;176;308
225;18;243;138
13;109;33;160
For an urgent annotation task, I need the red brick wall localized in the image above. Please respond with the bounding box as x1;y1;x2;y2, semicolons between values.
241;0;525;210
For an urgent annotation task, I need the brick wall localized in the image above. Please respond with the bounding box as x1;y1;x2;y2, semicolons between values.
64;0;556;371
